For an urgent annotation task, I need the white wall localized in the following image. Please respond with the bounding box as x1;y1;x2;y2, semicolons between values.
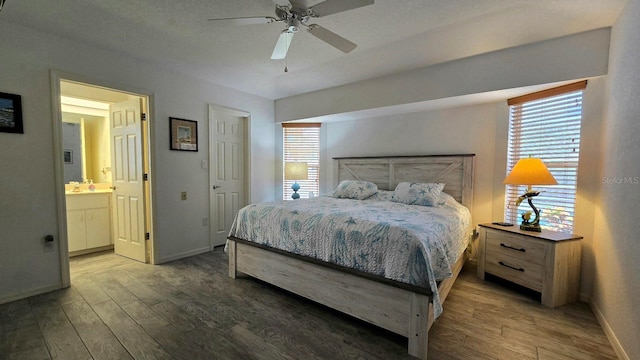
592;0;640;357
276;28;611;122
0;21;275;303
323;103;500;227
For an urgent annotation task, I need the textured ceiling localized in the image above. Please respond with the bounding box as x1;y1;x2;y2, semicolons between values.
1;0;626;100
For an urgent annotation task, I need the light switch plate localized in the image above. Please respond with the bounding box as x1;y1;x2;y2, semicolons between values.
181;191;187;200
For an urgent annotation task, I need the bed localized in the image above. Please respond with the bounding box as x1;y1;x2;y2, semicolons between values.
227;155;474;359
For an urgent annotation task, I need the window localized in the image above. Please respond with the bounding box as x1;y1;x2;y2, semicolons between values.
283;123;320;200
505;81;587;232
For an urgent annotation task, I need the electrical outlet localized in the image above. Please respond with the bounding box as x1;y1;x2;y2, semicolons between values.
181;191;187;200
202;217;209;226
44;235;54;252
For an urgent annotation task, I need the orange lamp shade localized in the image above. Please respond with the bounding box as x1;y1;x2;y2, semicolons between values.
503;158;557;185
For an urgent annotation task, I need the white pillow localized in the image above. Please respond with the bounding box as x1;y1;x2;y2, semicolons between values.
332;180;379;200
391;182;445;207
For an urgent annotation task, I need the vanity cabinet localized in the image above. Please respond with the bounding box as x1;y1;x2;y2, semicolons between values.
66;193;112;253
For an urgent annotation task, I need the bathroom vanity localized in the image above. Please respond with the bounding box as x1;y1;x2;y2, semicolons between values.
65;190;112;256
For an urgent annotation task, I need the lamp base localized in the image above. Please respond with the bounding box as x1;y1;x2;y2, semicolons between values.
291;181;301;200
519;221;541;232
517;191;543;232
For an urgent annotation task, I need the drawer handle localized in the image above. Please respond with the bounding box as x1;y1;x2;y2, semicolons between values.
499;261;525;272
500;243;526;252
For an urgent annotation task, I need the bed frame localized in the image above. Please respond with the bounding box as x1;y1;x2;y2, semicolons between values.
227;154;475;359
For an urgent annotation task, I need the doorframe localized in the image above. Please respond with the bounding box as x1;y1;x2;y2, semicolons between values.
208;104;251;250
51;70;157;288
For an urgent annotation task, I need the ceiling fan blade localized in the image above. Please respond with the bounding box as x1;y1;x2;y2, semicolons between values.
208;16;278;26
271;31;295;59
272;0;292;8
307;25;357;53
309;0;374;17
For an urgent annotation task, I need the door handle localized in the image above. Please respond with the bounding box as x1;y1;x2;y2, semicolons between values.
110;186;116;190
500;243;526;252
498;261;525;272
212;185;221;190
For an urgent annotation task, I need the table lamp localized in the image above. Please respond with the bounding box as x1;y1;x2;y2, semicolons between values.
285;162;308;199
503;157;557;232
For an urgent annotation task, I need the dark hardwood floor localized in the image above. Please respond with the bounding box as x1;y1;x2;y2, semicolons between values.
0;248;617;359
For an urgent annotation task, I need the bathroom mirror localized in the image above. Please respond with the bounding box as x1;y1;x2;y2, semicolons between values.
62;120;83;183
62;111;111;184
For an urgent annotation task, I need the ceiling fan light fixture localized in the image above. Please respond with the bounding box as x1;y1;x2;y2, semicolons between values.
287;17;300;32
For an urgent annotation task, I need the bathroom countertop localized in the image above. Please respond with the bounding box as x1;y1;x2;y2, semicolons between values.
65;189;113;195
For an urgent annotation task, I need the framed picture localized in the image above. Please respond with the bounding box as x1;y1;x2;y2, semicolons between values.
0;92;24;134
170;117;198;151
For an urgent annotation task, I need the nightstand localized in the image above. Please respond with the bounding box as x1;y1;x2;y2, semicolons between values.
477;223;582;307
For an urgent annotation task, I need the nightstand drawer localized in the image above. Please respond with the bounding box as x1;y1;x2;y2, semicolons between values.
486;230;546;266
485;251;543;292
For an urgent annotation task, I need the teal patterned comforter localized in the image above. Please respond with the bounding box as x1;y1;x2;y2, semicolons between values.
227;193;471;318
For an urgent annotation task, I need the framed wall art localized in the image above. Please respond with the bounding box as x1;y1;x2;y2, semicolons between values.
170;117;198;151
0;92;24;134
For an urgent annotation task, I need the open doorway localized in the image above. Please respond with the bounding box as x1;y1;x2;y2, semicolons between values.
52;74;154;287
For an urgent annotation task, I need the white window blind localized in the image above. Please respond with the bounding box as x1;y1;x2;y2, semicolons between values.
505;81;587;232
283;123;320;200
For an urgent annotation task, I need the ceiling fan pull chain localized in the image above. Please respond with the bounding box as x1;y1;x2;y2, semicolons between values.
284;32;289;72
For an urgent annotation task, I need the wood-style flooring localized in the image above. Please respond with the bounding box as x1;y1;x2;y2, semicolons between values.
0;249;617;360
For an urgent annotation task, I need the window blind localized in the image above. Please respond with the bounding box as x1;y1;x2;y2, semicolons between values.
283;123;320;200
505;81;586;232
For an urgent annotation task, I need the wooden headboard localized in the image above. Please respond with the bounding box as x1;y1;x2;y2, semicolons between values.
333;155;475;210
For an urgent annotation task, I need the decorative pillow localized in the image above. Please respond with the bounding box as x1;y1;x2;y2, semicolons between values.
332;180;379;200
391;182;445;207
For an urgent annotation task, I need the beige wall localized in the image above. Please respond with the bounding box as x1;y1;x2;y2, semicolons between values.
592;0;640;358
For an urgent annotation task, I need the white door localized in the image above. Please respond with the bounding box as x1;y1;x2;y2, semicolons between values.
110;98;146;262
210;108;246;247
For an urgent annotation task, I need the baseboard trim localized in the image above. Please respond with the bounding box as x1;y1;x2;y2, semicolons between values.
157;246;211;264
69;245;114;257
590;300;630;360
0;284;62;306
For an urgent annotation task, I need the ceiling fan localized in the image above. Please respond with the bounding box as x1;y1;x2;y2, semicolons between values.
209;0;374;60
